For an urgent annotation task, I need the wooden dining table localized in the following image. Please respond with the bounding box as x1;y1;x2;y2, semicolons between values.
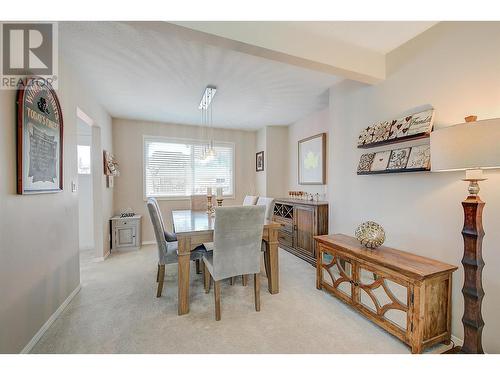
172;209;281;315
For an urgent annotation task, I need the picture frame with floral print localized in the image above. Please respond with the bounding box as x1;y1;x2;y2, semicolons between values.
357;126;374;147
387;147;411;170
357;153;375;173
406;144;431;170
298;133;326;185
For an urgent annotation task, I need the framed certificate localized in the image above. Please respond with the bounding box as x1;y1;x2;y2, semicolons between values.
17;77;63;194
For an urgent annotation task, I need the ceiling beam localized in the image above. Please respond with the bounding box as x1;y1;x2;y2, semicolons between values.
168;21;386;84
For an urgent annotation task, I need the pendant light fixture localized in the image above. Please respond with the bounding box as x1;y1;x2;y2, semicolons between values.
199;85;217;161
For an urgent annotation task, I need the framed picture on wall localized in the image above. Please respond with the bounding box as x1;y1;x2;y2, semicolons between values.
298;133;326;185
256;151;264;172
16;77;64;194
103;150;120;176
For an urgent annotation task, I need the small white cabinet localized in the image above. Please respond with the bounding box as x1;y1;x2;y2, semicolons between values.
110;215;142;251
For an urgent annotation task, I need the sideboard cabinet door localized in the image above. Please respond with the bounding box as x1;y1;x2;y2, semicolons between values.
294;205;315;258
319;250;355;304
115;226;137;249
355;264;410;340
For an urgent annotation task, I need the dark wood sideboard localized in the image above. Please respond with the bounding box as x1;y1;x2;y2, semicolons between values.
273;199;328;265
315;234;457;354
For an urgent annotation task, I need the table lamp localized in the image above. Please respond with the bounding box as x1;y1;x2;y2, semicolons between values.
431;116;500;354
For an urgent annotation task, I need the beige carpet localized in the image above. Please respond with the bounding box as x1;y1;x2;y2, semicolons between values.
31;245;445;354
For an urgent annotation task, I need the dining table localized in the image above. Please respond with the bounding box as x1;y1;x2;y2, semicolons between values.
172;209;282;315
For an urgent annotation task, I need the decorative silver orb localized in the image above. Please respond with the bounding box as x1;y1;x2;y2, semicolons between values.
355;221;385;249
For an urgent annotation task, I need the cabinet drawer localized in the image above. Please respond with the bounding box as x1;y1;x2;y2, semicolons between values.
278;230;293;247
273;215;292;228
114;219;138;227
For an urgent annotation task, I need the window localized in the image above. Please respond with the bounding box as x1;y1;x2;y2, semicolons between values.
77;145;91;174
143;136;235;199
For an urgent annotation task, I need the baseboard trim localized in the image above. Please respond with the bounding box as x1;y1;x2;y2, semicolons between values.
142;240;155;246
20;284;81;354
93;250;110;262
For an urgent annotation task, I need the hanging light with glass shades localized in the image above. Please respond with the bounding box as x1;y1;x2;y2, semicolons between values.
199;85;217;161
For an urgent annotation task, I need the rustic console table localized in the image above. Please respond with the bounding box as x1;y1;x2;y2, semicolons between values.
315;234;457;354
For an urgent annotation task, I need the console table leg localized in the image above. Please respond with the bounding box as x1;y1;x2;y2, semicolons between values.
316;249;322;290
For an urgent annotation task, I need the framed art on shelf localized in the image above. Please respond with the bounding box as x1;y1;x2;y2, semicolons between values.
357;108;435;148
256;151;264;172
16;77;64;194
298;133;326;185
357;144;431;175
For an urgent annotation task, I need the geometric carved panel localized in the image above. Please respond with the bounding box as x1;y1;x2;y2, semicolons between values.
358;267;408;330
321;253;354;298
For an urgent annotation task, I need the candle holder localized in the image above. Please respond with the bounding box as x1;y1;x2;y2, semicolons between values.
216;198;223;207
207;195;215;216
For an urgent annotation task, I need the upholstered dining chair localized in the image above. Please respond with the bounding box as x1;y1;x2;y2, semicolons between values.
203;205;266;320
242;195;258;206
256;197;275;278
256;196;275;221
203;197;274;285
147;197;206;298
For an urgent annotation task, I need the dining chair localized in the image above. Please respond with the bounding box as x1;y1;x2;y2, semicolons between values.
190;195;207;211
203;205;266;320
256;197;275;278
203;197;274;285
147;198;206;298
242;195;258;205
256;196;275;221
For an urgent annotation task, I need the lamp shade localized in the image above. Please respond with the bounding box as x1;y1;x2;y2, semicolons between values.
430;118;500;172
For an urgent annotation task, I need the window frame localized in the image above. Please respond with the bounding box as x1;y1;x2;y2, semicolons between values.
142;135;236;201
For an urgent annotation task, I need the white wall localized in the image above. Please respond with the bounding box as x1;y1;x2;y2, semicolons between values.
0;57;113;352
288;108;329;199
78;173;94;250
328;22;500;353
265;126;289;199
255;126;289;198
112;118;257;242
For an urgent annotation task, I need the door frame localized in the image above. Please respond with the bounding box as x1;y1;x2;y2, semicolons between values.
77;107;105;261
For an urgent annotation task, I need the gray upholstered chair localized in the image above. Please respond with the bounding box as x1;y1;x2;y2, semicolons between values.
256;196;275;221
256;197;275;277
205;197;275;283
203;205;266;320
242;195;258;206
147;198;205;298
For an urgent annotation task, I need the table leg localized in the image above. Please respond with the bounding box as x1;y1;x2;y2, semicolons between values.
264;227;279;294
177;236;191;315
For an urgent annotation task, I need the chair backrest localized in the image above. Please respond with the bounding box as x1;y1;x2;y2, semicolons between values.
242;195;258;206
190;195;206;211
212;205;266;281
256;197;275;221
146;197;168;264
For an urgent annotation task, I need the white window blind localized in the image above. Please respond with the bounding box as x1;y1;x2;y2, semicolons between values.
144;137;234;199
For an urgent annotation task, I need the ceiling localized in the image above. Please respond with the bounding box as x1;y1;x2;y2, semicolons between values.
59;21;437;130
284;21;438;54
